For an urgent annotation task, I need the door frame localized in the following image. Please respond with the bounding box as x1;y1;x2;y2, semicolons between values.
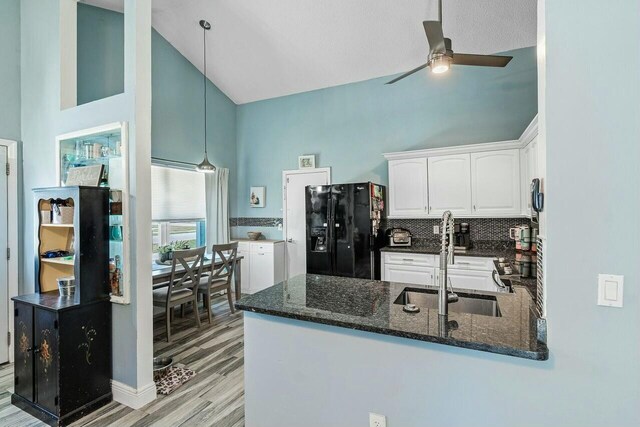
0;138;19;364
282;167;331;279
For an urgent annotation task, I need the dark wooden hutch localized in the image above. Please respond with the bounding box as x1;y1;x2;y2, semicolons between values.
12;186;112;426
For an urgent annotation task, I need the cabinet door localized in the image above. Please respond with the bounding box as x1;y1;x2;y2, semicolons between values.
237;245;251;293
447;269;495;292
14;303;34;402
384;264;435;286
471;149;520;215
388;158;428;217
427;154;472;216
35;308;59;415
250;251;274;293
520;144;531;215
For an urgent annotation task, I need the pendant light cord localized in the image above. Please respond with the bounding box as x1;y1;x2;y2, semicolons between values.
203;24;208;157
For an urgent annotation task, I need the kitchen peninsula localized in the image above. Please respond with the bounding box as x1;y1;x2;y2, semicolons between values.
236;275;548;360
237;274;548;427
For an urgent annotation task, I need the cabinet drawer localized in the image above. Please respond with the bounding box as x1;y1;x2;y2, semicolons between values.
446;268;496;292
384;264;435;286
384;252;436;267
250;243;274;253
448;256;494;271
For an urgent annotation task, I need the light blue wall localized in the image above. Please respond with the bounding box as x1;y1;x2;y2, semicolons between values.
243;1;640;425
151;27;238;217
0;0;21;141
21;0;154;392
77;4;238;216
77;3;125;105
236;47;537;223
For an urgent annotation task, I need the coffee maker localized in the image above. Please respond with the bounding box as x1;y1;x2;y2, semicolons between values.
453;222;471;250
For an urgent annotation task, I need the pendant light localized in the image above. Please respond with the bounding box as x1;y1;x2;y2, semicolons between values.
196;19;216;173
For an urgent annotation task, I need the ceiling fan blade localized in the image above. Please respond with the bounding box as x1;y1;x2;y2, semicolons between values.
386;63;429;85
423;21;446;53
452;53;513;67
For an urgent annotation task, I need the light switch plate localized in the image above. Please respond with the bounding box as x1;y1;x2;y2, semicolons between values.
433;225;439;234
597;274;624;308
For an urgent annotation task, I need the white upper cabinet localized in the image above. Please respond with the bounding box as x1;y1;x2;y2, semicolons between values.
427;154;472;216
471;149;521;215
388;158;428;217
520;137;539;216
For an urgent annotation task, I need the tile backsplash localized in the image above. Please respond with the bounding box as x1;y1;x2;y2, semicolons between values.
231;216;533;248
382;217;532;245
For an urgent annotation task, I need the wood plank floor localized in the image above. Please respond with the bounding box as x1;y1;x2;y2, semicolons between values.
0;294;245;426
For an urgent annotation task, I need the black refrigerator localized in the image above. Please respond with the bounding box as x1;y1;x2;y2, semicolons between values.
306;182;385;280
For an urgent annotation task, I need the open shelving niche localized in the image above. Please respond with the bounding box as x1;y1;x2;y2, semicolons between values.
55;122;131;304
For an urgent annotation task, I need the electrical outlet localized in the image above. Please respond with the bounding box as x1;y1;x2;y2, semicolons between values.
369;413;386;427
433;225;439;234
277;223;283;231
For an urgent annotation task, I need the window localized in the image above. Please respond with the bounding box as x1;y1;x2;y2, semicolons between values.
151;165;206;258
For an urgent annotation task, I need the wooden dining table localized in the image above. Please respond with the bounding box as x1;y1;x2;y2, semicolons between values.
151;255;244;301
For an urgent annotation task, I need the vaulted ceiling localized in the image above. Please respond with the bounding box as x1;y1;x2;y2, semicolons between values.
83;0;537;104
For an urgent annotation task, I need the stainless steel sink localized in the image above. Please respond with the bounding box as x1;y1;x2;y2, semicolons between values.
394;287;502;317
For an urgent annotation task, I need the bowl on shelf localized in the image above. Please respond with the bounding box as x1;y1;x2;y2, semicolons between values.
247;231;263;240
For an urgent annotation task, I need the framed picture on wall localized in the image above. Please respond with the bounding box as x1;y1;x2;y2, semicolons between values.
298;155;316;169
250;186;265;208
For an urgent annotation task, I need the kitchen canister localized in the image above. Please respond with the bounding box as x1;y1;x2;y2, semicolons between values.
40;210;51;224
57;276;75;297
52;206;74;224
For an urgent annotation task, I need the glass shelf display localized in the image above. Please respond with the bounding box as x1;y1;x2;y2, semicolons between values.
56;122;130;304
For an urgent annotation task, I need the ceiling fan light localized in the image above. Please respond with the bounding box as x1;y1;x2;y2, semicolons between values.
430;55;451;74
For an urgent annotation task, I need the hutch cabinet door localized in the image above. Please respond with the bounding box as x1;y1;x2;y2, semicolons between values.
13;303;34;402
34;309;59;415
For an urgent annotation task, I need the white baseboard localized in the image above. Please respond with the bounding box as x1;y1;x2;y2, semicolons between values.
111;379;157;409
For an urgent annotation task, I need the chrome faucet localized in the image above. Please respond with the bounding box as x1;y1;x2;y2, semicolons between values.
438;210;458;316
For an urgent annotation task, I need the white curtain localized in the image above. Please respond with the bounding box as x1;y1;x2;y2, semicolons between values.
205;168;230;249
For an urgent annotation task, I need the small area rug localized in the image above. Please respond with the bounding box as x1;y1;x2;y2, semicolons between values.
154;366;196;395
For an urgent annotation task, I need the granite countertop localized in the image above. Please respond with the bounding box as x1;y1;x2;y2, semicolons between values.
236;274;548;361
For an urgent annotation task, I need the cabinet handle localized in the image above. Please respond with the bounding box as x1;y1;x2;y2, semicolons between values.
402;258;414;262
473;205;476;211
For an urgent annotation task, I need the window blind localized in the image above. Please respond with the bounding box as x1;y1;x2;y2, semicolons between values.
151;165;206;221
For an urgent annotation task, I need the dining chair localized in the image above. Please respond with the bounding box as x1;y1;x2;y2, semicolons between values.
153;247;205;342
198;242;238;323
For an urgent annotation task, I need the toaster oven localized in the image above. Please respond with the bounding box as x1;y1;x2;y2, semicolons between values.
387;228;412;247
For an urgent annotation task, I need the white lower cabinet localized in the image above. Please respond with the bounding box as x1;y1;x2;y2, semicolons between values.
235;240;285;294
446;268;496;293
384;264;436;286
382;252;499;293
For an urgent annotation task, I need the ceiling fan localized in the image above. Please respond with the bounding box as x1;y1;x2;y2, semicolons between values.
386;0;513;84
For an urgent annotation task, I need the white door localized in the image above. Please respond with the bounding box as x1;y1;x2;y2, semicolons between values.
0;146;8;363
283;169;330;279
388;158;428;217
471;149;521;215
427;154;472;216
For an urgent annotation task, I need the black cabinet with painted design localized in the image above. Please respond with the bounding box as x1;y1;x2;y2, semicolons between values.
12;186;112;426
12;299;111;426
